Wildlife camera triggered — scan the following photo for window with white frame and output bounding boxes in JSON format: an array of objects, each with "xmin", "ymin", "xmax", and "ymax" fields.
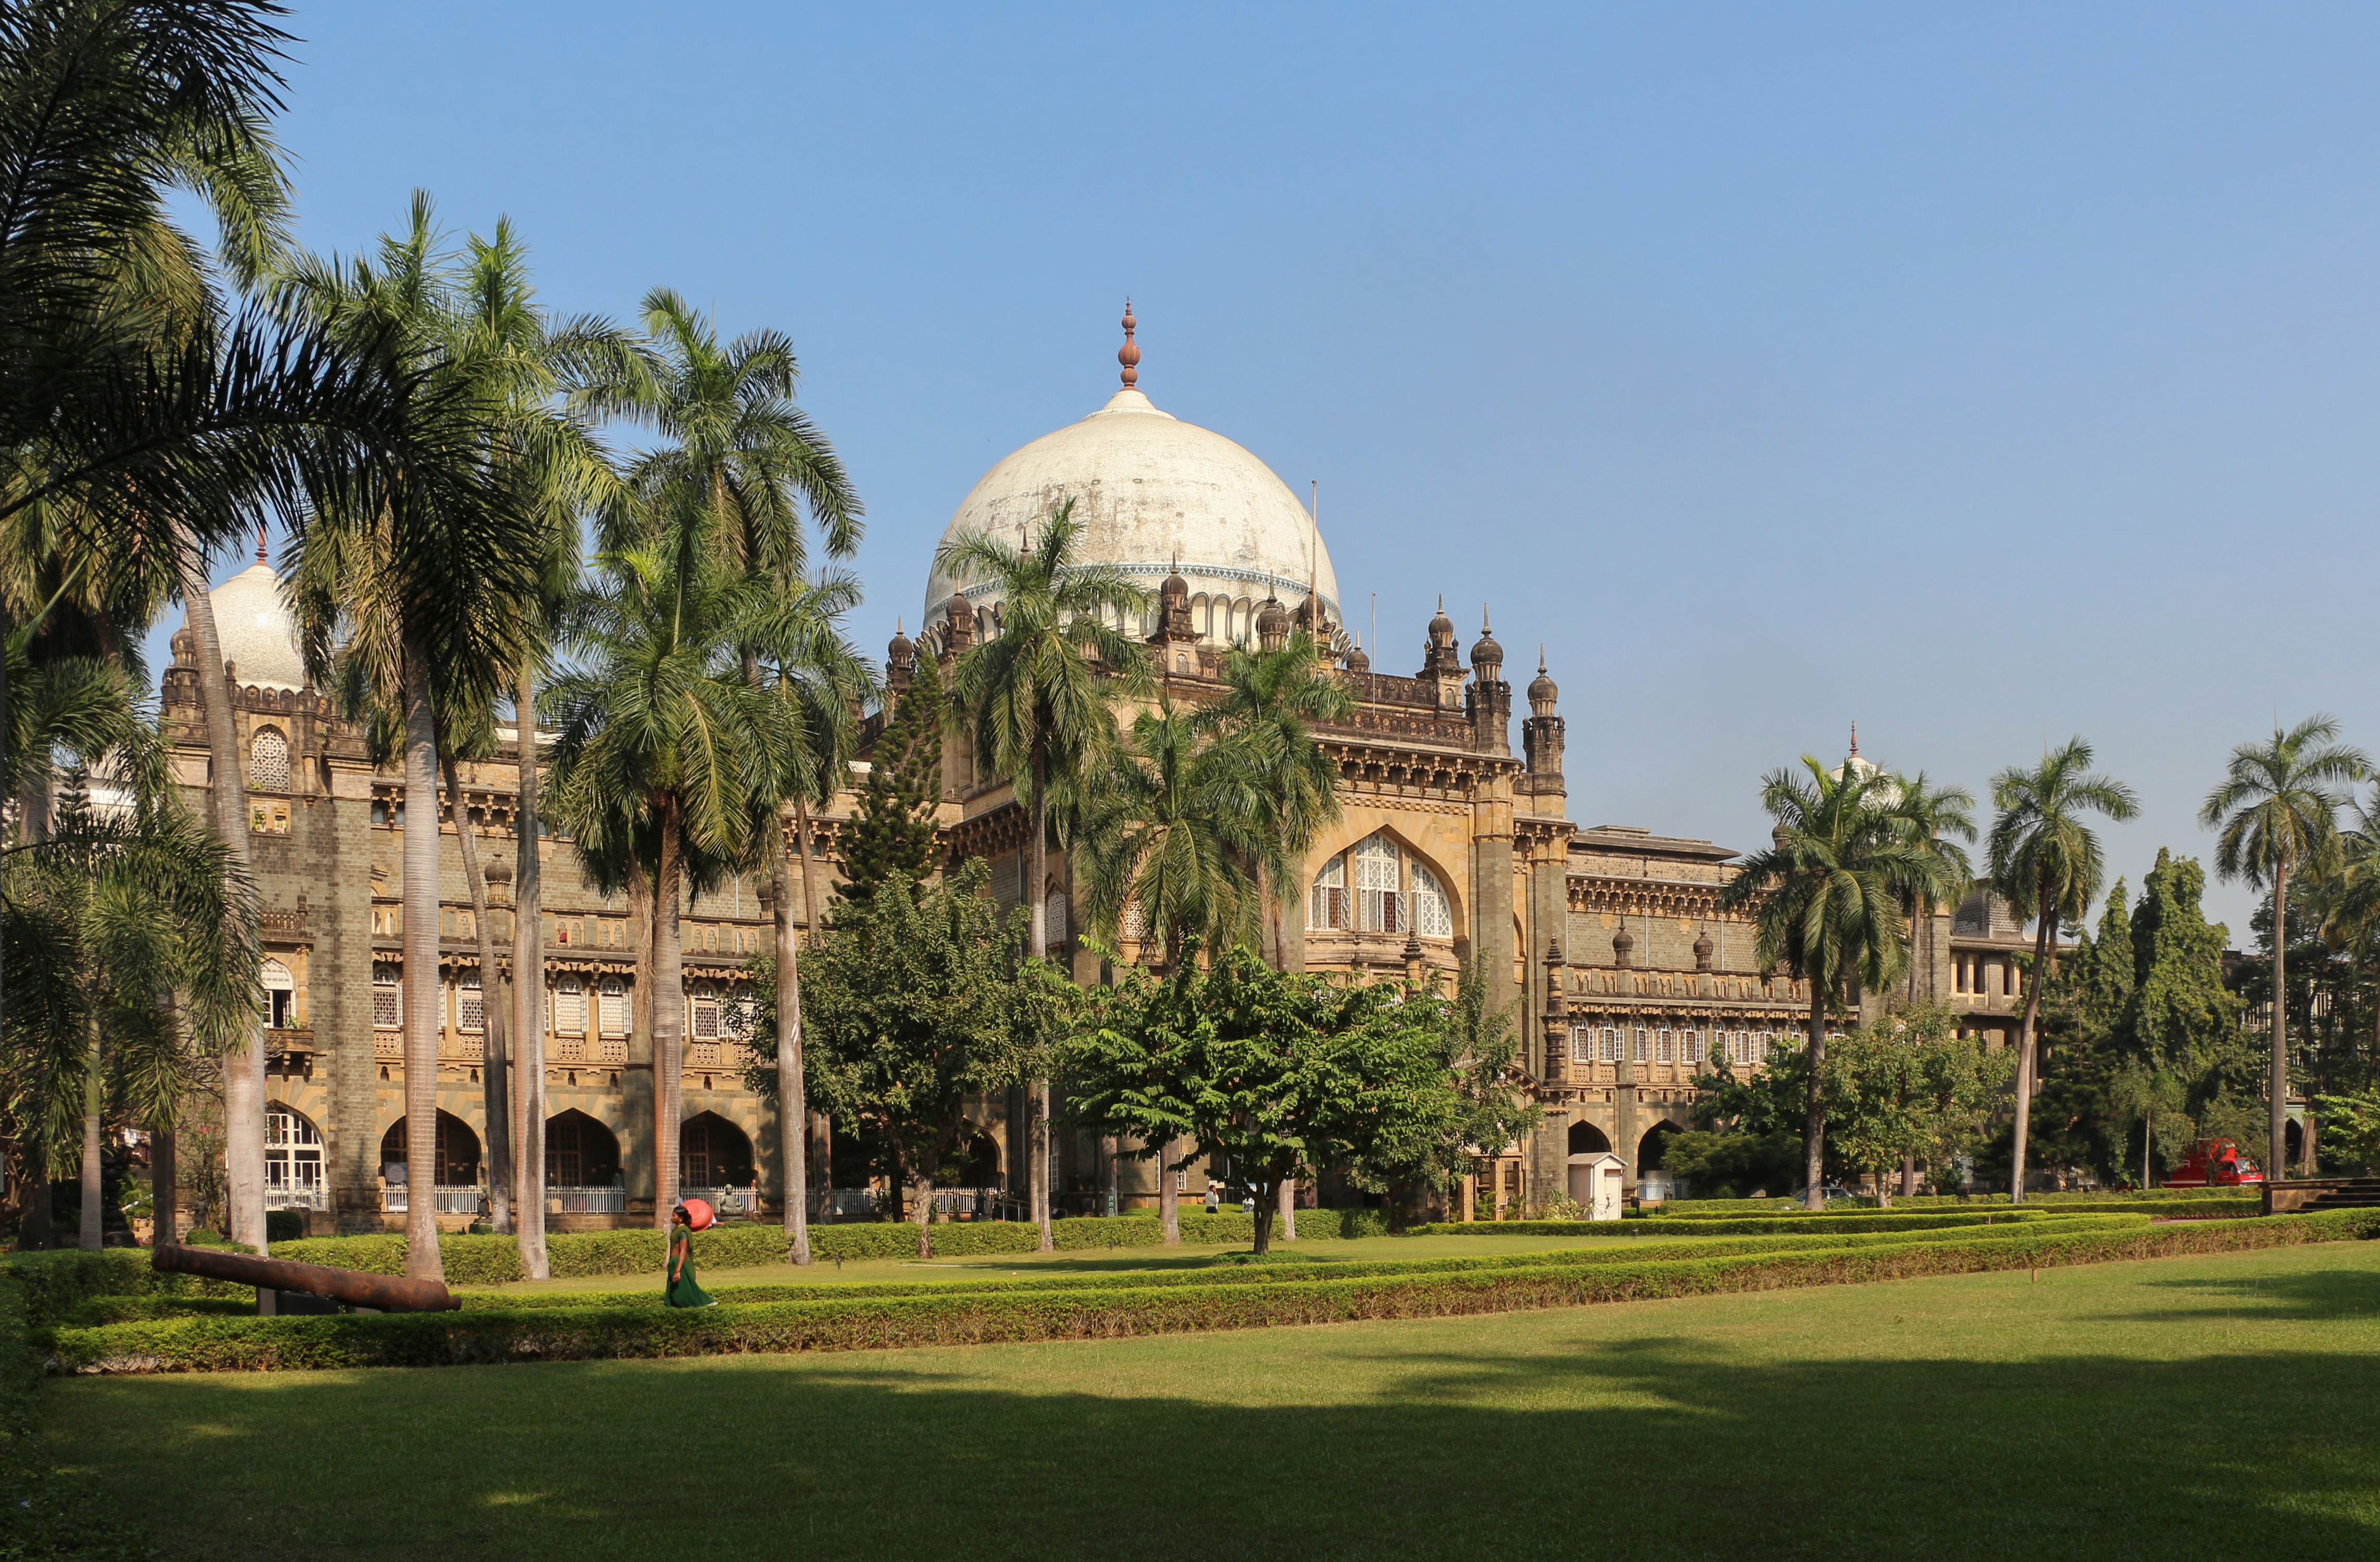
[
  {"xmin": 554, "ymin": 974, "xmax": 586, "ymax": 1036},
  {"xmin": 1601, "ymin": 1028, "xmax": 1622, "ymax": 1063},
  {"xmin": 372, "ymin": 963, "xmax": 400, "ymax": 1028},
  {"xmin": 1680, "ymin": 1029, "xmax": 1699, "ymax": 1067},
  {"xmin": 249, "ymin": 727, "xmax": 290, "ymax": 791},
  {"xmin": 690, "ymin": 981, "xmax": 721, "ymax": 1040},
  {"xmin": 1634, "ymin": 1028, "xmax": 1650, "ymax": 1064},
  {"xmin": 598, "ymin": 975, "xmax": 628, "ymax": 1036},
  {"xmin": 1656, "ymin": 1029, "xmax": 1674, "ymax": 1064},
  {"xmin": 265, "ymin": 1105, "xmax": 323, "ymax": 1204},
  {"xmin": 1355, "ymin": 834, "xmax": 1401, "ymax": 933},
  {"xmin": 260, "ymin": 957, "xmax": 295, "ymax": 1029},
  {"xmin": 1409, "ymin": 861, "xmax": 1452, "ymax": 938},
  {"xmin": 1310, "ymin": 855, "xmax": 1347, "ymax": 930},
  {"xmin": 455, "ymin": 972, "xmax": 483, "ymax": 1032},
  {"xmin": 1570, "ymin": 1025, "xmax": 1593, "ymax": 1062},
  {"xmin": 723, "ymin": 988, "xmax": 753, "ymax": 1040}
]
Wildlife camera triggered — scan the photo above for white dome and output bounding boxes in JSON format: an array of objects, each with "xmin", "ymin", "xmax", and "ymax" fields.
[
  {"xmin": 925, "ymin": 386, "xmax": 1339, "ymax": 645},
  {"xmin": 203, "ymin": 561, "xmax": 306, "ymax": 690}
]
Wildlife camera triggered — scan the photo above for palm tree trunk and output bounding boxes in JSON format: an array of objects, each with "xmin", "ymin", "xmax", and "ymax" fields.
[
  {"xmin": 398, "ymin": 635, "xmax": 446, "ymax": 1281},
  {"xmin": 1158, "ymin": 1134, "xmax": 1179, "ymax": 1245},
  {"xmin": 1277, "ymin": 1176, "xmax": 1297, "ymax": 1242},
  {"xmin": 652, "ymin": 803, "xmax": 685, "ymax": 1228},
  {"xmin": 2010, "ymin": 896, "xmax": 2057, "ymax": 1207},
  {"xmin": 793, "ymin": 793, "xmax": 828, "ymax": 1235},
  {"xmin": 2271, "ymin": 868, "xmax": 2291, "ymax": 1183},
  {"xmin": 445, "ymin": 757, "xmax": 510, "ymax": 1235},
  {"xmin": 1804, "ymin": 981, "xmax": 1828, "ymax": 1211},
  {"xmin": 772, "ymin": 808, "xmax": 811, "ymax": 1264},
  {"xmin": 174, "ymin": 536, "xmax": 268, "ymax": 1255},
  {"xmin": 1900, "ymin": 1151, "xmax": 1918, "ymax": 1200},
  {"xmin": 911, "ymin": 1150, "xmax": 934, "ymax": 1259},
  {"xmin": 151, "ymin": 1122, "xmax": 176, "ymax": 1246},
  {"xmin": 512, "ymin": 666, "xmax": 549, "ymax": 1280},
  {"xmin": 78, "ymin": 1016, "xmax": 102, "ymax": 1251},
  {"xmin": 1029, "ymin": 746, "xmax": 1055, "ymax": 1252}
]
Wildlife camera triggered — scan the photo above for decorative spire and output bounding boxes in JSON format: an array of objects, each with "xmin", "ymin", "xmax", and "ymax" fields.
[
  {"xmin": 1849, "ymin": 721, "xmax": 1859, "ymax": 758},
  {"xmin": 255, "ymin": 521, "xmax": 268, "ymax": 564},
  {"xmin": 1118, "ymin": 298, "xmax": 1139, "ymax": 389}
]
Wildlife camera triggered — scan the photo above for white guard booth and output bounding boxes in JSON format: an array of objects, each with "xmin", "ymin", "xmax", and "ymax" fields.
[{"xmin": 1566, "ymin": 1151, "xmax": 1626, "ymax": 1222}]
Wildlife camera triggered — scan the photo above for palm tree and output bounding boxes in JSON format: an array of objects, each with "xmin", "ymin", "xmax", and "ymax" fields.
[
  {"xmin": 1893, "ymin": 771, "xmax": 1976, "ymax": 1004},
  {"xmin": 2200, "ymin": 716, "xmax": 2370, "ymax": 1180},
  {"xmin": 576, "ymin": 290, "xmax": 861, "ymax": 1261},
  {"xmin": 275, "ymin": 198, "xmax": 547, "ymax": 1282},
  {"xmin": 940, "ymin": 497, "xmax": 1150, "ymax": 1248},
  {"xmin": 3, "ymin": 1, "xmax": 470, "ymax": 1255},
  {"xmin": 1198, "ymin": 634, "xmax": 1352, "ymax": 966},
  {"xmin": 1989, "ymin": 737, "xmax": 2140, "ymax": 1203},
  {"xmin": 1718, "ymin": 756, "xmax": 1956, "ymax": 1210},
  {"xmin": 2312, "ymin": 791, "xmax": 2380, "ymax": 1135},
  {"xmin": 545, "ymin": 543, "xmax": 792, "ymax": 1229}
]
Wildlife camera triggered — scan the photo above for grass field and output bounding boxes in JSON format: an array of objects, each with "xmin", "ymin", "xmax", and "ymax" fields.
[{"xmin": 46, "ymin": 1239, "xmax": 2380, "ymax": 1561}]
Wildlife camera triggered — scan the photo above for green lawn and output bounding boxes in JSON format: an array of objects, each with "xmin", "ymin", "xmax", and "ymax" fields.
[
  {"xmin": 48, "ymin": 1241, "xmax": 2380, "ymax": 1560},
  {"xmin": 468, "ymin": 1230, "xmax": 1642, "ymax": 1294}
]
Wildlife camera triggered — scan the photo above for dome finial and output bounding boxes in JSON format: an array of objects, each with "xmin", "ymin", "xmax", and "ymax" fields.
[
  {"xmin": 1118, "ymin": 298, "xmax": 1139, "ymax": 389},
  {"xmin": 255, "ymin": 520, "xmax": 268, "ymax": 565},
  {"xmin": 1849, "ymin": 721, "xmax": 1859, "ymax": 758}
]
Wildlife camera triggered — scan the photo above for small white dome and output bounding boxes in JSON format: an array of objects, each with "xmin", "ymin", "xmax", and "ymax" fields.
[
  {"xmin": 925, "ymin": 385, "xmax": 1339, "ymax": 645},
  {"xmin": 202, "ymin": 562, "xmax": 305, "ymax": 690}
]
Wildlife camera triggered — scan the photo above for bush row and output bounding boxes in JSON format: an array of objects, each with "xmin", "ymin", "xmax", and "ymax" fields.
[
  {"xmin": 450, "ymin": 1213, "xmax": 2157, "ymax": 1311},
  {"xmin": 1409, "ymin": 1208, "xmax": 2062, "ymax": 1238},
  {"xmin": 2, "ymin": 1210, "xmax": 1394, "ymax": 1317},
  {"xmin": 1647, "ymin": 1195, "xmax": 2264, "ymax": 1222},
  {"xmin": 48, "ymin": 1209, "xmax": 2377, "ymax": 1374}
]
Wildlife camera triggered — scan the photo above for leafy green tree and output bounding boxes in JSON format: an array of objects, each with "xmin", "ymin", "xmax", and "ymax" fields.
[
  {"xmin": 2200, "ymin": 715, "xmax": 2371, "ymax": 1176},
  {"xmin": 1062, "ymin": 946, "xmax": 1462, "ymax": 1253},
  {"xmin": 1344, "ymin": 959, "xmax": 1539, "ymax": 1224},
  {"xmin": 2060, "ymin": 880, "xmax": 2136, "ymax": 1049},
  {"xmin": 1073, "ymin": 704, "xmax": 1265, "ymax": 969},
  {"xmin": 1987, "ymin": 737, "xmax": 2140, "ymax": 1202},
  {"xmin": 837, "ymin": 652, "xmax": 945, "ymax": 905},
  {"xmin": 2310, "ymin": 1088, "xmax": 2380, "ymax": 1174},
  {"xmin": 940, "ymin": 497, "xmax": 1150, "ymax": 1248},
  {"xmin": 1720, "ymin": 755, "xmax": 1960, "ymax": 1209},
  {"xmin": 2122, "ymin": 849, "xmax": 2244, "ymax": 1087},
  {"xmin": 796, "ymin": 860, "xmax": 1050, "ymax": 1258}
]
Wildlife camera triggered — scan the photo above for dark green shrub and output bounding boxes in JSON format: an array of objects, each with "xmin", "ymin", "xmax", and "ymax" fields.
[
  {"xmin": 60, "ymin": 1295, "xmax": 253, "ymax": 1327},
  {"xmin": 265, "ymin": 1210, "xmax": 306, "ymax": 1244}
]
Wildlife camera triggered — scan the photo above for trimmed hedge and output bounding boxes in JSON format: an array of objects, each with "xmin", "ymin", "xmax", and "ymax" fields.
[
  {"xmin": 48, "ymin": 1209, "xmax": 2378, "ymax": 1374},
  {"xmin": 1411, "ymin": 1209, "xmax": 2064, "ymax": 1238},
  {"xmin": 1647, "ymin": 1194, "xmax": 2264, "ymax": 1222},
  {"xmin": 447, "ymin": 1213, "xmax": 2158, "ymax": 1311}
]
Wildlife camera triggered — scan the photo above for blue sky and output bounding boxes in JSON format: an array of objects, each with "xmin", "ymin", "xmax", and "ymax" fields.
[{"xmin": 201, "ymin": 2, "xmax": 2380, "ymax": 937}]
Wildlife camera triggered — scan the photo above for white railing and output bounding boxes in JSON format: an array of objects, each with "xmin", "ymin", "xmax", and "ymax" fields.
[
  {"xmin": 551, "ymin": 1185, "xmax": 626, "ymax": 1214},
  {"xmin": 265, "ymin": 1184, "xmax": 328, "ymax": 1212},
  {"xmin": 380, "ymin": 1185, "xmax": 484, "ymax": 1214},
  {"xmin": 678, "ymin": 1186, "xmax": 762, "ymax": 1219}
]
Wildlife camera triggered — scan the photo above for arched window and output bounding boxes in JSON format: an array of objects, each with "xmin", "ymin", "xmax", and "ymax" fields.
[
  {"xmin": 1409, "ymin": 861, "xmax": 1452, "ymax": 939},
  {"xmin": 249, "ymin": 727, "xmax": 289, "ymax": 791},
  {"xmin": 1679, "ymin": 1029, "xmax": 1700, "ymax": 1067},
  {"xmin": 260, "ymin": 957, "xmax": 295, "ymax": 1029},
  {"xmin": 1656, "ymin": 1029, "xmax": 1674, "ymax": 1065},
  {"xmin": 1120, "ymin": 899, "xmax": 1145, "ymax": 941},
  {"xmin": 723, "ymin": 987, "xmax": 754, "ymax": 1041},
  {"xmin": 1310, "ymin": 855, "xmax": 1347, "ymax": 930},
  {"xmin": 1569, "ymin": 1025, "xmax": 1593, "ymax": 1062},
  {"xmin": 1046, "ymin": 889, "xmax": 1069, "ymax": 947},
  {"xmin": 554, "ymin": 974, "xmax": 586, "ymax": 1036},
  {"xmin": 265, "ymin": 1104, "xmax": 324, "ymax": 1209},
  {"xmin": 1601, "ymin": 1028, "xmax": 1623, "ymax": 1063},
  {"xmin": 1633, "ymin": 1028, "xmax": 1650, "ymax": 1065},
  {"xmin": 455, "ymin": 971, "xmax": 483, "ymax": 1033},
  {"xmin": 690, "ymin": 980, "xmax": 721, "ymax": 1040},
  {"xmin": 598, "ymin": 975, "xmax": 628, "ymax": 1036},
  {"xmin": 372, "ymin": 962, "xmax": 400, "ymax": 1028},
  {"xmin": 1354, "ymin": 833, "xmax": 1401, "ymax": 933}
]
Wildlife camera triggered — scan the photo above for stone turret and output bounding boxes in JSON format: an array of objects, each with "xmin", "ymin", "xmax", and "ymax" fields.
[
  {"xmin": 1420, "ymin": 597, "xmax": 1463, "ymax": 708},
  {"xmin": 1520, "ymin": 648, "xmax": 1566, "ymax": 813},
  {"xmin": 887, "ymin": 621, "xmax": 916, "ymax": 696},
  {"xmin": 1256, "ymin": 595, "xmax": 1289, "ymax": 652},
  {"xmin": 940, "ymin": 588, "xmax": 975, "ymax": 666},
  {"xmin": 1542, "ymin": 938, "xmax": 1568, "ymax": 1084},
  {"xmin": 1465, "ymin": 609, "xmax": 1511, "ymax": 757},
  {"xmin": 1151, "ymin": 564, "xmax": 1199, "ymax": 675}
]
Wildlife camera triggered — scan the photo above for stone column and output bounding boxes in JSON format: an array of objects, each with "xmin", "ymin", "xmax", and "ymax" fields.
[
  {"xmin": 1617, "ymin": 1029, "xmax": 1639, "ymax": 1200},
  {"xmin": 1471, "ymin": 770, "xmax": 1518, "ymax": 1022}
]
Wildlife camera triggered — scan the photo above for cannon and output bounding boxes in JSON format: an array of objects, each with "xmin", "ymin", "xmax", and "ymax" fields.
[{"xmin": 152, "ymin": 1242, "xmax": 461, "ymax": 1315}]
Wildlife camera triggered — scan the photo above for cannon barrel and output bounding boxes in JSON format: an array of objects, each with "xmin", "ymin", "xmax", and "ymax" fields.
[{"xmin": 151, "ymin": 1243, "xmax": 460, "ymax": 1312}]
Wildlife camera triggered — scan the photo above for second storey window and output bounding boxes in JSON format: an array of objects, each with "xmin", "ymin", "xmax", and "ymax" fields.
[
  {"xmin": 249, "ymin": 727, "xmax": 289, "ymax": 791},
  {"xmin": 372, "ymin": 963, "xmax": 400, "ymax": 1028},
  {"xmin": 554, "ymin": 974, "xmax": 586, "ymax": 1036},
  {"xmin": 455, "ymin": 972, "xmax": 483, "ymax": 1033},
  {"xmin": 598, "ymin": 975, "xmax": 628, "ymax": 1038},
  {"xmin": 1310, "ymin": 855, "xmax": 1346, "ymax": 930},
  {"xmin": 1354, "ymin": 834, "xmax": 1400, "ymax": 933}
]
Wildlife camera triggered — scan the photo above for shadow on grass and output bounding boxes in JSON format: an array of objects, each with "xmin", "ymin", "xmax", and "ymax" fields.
[
  {"xmin": 2112, "ymin": 1266, "xmax": 2380, "ymax": 1322},
  {"xmin": 48, "ymin": 1311, "xmax": 2380, "ymax": 1562}
]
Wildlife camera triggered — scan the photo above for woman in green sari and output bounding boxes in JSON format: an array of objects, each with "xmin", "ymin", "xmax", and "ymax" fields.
[{"xmin": 664, "ymin": 1205, "xmax": 715, "ymax": 1308}]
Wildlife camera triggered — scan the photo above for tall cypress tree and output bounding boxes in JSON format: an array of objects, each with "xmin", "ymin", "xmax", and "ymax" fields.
[
  {"xmin": 838, "ymin": 653, "xmax": 946, "ymax": 905},
  {"xmin": 2124, "ymin": 849, "xmax": 2245, "ymax": 1088},
  {"xmin": 2065, "ymin": 880, "xmax": 2136, "ymax": 1050}
]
